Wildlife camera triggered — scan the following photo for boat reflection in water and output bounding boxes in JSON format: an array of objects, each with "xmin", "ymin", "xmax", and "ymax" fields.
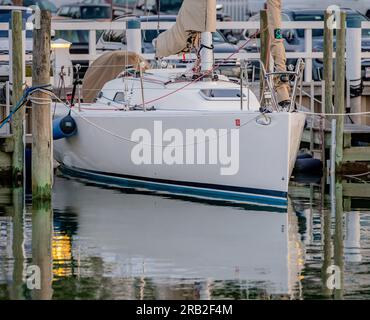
[{"xmin": 51, "ymin": 176, "xmax": 305, "ymax": 299}]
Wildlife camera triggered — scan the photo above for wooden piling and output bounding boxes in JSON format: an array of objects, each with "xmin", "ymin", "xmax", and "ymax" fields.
[
  {"xmin": 260, "ymin": 10, "xmax": 269, "ymax": 104},
  {"xmin": 323, "ymin": 11, "xmax": 334, "ymax": 116},
  {"xmin": 11, "ymin": 11, "xmax": 25, "ymax": 186},
  {"xmin": 334, "ymin": 12, "xmax": 346, "ymax": 169},
  {"xmin": 31, "ymin": 10, "xmax": 52, "ymax": 201}
]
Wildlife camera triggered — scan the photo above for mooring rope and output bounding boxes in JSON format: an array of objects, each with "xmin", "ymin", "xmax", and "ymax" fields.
[
  {"xmin": 0, "ymin": 84, "xmax": 52, "ymax": 129},
  {"xmin": 298, "ymin": 110, "xmax": 370, "ymax": 117}
]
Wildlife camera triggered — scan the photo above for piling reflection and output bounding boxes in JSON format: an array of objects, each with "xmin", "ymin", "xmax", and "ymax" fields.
[
  {"xmin": 9, "ymin": 188, "xmax": 25, "ymax": 300},
  {"xmin": 333, "ymin": 182, "xmax": 344, "ymax": 299},
  {"xmin": 321, "ymin": 206, "xmax": 333, "ymax": 298},
  {"xmin": 344, "ymin": 211, "xmax": 362, "ymax": 263},
  {"xmin": 31, "ymin": 200, "xmax": 53, "ymax": 300}
]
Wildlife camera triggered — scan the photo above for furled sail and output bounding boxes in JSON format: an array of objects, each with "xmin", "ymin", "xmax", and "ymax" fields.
[{"xmin": 155, "ymin": 0, "xmax": 216, "ymax": 58}]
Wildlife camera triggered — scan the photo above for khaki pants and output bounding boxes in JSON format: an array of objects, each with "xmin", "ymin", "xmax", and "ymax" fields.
[{"xmin": 266, "ymin": 0, "xmax": 290, "ymax": 102}]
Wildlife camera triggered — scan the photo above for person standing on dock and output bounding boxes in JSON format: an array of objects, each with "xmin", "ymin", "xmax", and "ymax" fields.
[{"xmin": 266, "ymin": 0, "xmax": 291, "ymax": 109}]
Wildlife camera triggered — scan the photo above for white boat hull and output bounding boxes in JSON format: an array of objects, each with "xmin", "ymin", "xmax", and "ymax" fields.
[{"xmin": 54, "ymin": 110, "xmax": 305, "ymax": 207}]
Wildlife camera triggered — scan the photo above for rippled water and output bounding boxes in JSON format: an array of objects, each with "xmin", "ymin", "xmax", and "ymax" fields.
[{"xmin": 0, "ymin": 175, "xmax": 369, "ymax": 300}]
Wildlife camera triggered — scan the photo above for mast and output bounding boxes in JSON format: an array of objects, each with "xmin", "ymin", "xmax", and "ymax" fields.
[
  {"xmin": 200, "ymin": 32, "xmax": 213, "ymax": 72},
  {"xmin": 126, "ymin": 19, "xmax": 142, "ymax": 55},
  {"xmin": 154, "ymin": 0, "xmax": 216, "ymax": 65}
]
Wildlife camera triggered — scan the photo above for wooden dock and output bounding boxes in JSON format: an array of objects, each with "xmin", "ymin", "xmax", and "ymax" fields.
[{"xmin": 301, "ymin": 120, "xmax": 370, "ymax": 174}]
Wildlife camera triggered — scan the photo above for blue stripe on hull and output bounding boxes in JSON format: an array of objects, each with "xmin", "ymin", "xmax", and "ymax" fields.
[{"xmin": 59, "ymin": 165, "xmax": 288, "ymax": 208}]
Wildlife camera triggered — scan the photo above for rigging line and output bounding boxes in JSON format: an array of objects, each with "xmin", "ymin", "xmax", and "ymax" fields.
[
  {"xmin": 156, "ymin": 0, "xmax": 160, "ymax": 37},
  {"xmin": 344, "ymin": 171, "xmax": 370, "ymax": 178},
  {"xmin": 298, "ymin": 110, "xmax": 370, "ymax": 117},
  {"xmin": 342, "ymin": 175, "xmax": 368, "ymax": 184},
  {"xmin": 296, "ymin": 87, "xmax": 323, "ymax": 105},
  {"xmin": 131, "ymin": 28, "xmax": 266, "ymax": 108}
]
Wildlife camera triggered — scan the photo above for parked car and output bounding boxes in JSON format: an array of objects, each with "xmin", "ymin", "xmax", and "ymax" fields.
[
  {"xmin": 240, "ymin": 8, "xmax": 370, "ymax": 81},
  {"xmin": 53, "ymin": 21, "xmax": 91, "ymax": 80},
  {"xmin": 96, "ymin": 15, "xmax": 245, "ymax": 77},
  {"xmin": 0, "ymin": 6, "xmax": 33, "ymax": 81},
  {"xmin": 56, "ymin": 3, "xmax": 113, "ymax": 20},
  {"xmin": 140, "ymin": 0, "xmax": 231, "ymax": 19},
  {"xmin": 282, "ymin": 0, "xmax": 370, "ymax": 19},
  {"xmin": 0, "ymin": 0, "xmax": 13, "ymax": 5},
  {"xmin": 137, "ymin": 0, "xmax": 182, "ymax": 14},
  {"xmin": 22, "ymin": 0, "xmax": 58, "ymax": 14},
  {"xmin": 243, "ymin": 0, "xmax": 370, "ymax": 21},
  {"xmin": 81, "ymin": 0, "xmax": 139, "ymax": 17}
]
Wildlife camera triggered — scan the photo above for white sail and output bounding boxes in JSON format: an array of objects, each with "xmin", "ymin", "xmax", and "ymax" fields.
[{"xmin": 155, "ymin": 0, "xmax": 216, "ymax": 58}]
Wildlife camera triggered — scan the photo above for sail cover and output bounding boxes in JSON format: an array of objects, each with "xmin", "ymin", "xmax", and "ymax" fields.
[
  {"xmin": 155, "ymin": 0, "xmax": 216, "ymax": 58},
  {"xmin": 82, "ymin": 51, "xmax": 148, "ymax": 103}
]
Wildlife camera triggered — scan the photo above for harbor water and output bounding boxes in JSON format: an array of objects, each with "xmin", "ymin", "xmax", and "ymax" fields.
[{"xmin": 0, "ymin": 174, "xmax": 369, "ymax": 300}]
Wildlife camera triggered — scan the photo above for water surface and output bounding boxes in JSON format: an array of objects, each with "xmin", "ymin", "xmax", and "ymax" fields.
[{"xmin": 0, "ymin": 175, "xmax": 369, "ymax": 300}]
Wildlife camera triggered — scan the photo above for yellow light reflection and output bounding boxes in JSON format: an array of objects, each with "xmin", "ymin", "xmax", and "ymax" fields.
[{"xmin": 52, "ymin": 233, "xmax": 73, "ymax": 278}]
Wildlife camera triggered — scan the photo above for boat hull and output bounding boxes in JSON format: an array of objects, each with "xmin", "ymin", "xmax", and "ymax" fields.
[{"xmin": 54, "ymin": 110, "xmax": 306, "ymax": 207}]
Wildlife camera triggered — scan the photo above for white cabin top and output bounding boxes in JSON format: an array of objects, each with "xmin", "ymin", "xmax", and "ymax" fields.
[{"xmin": 93, "ymin": 68, "xmax": 261, "ymax": 112}]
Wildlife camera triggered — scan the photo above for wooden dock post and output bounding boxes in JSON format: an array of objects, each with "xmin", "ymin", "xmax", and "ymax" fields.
[
  {"xmin": 11, "ymin": 11, "xmax": 25, "ymax": 186},
  {"xmin": 334, "ymin": 12, "xmax": 346, "ymax": 170},
  {"xmin": 31, "ymin": 10, "xmax": 52, "ymax": 201},
  {"xmin": 260, "ymin": 10, "xmax": 269, "ymax": 104},
  {"xmin": 323, "ymin": 11, "xmax": 334, "ymax": 116}
]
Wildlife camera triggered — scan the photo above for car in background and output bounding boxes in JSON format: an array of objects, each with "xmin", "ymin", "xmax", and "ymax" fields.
[
  {"xmin": 244, "ymin": 0, "xmax": 370, "ymax": 19},
  {"xmin": 53, "ymin": 23, "xmax": 92, "ymax": 80},
  {"xmin": 56, "ymin": 3, "xmax": 113, "ymax": 20},
  {"xmin": 81, "ymin": 0, "xmax": 139, "ymax": 17},
  {"xmin": 240, "ymin": 8, "xmax": 370, "ymax": 81},
  {"xmin": 139, "ymin": 0, "xmax": 182, "ymax": 14},
  {"xmin": 282, "ymin": 0, "xmax": 370, "ymax": 19},
  {"xmin": 22, "ymin": 0, "xmax": 58, "ymax": 14},
  {"xmin": 0, "ymin": 6, "xmax": 33, "ymax": 81},
  {"xmin": 0, "ymin": 0, "xmax": 57, "ymax": 13},
  {"xmin": 96, "ymin": 15, "xmax": 244, "ymax": 77},
  {"xmin": 140, "ymin": 0, "xmax": 231, "ymax": 20}
]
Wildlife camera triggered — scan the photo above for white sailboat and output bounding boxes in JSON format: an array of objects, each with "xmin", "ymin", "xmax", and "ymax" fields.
[{"xmin": 53, "ymin": 0, "xmax": 306, "ymax": 208}]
